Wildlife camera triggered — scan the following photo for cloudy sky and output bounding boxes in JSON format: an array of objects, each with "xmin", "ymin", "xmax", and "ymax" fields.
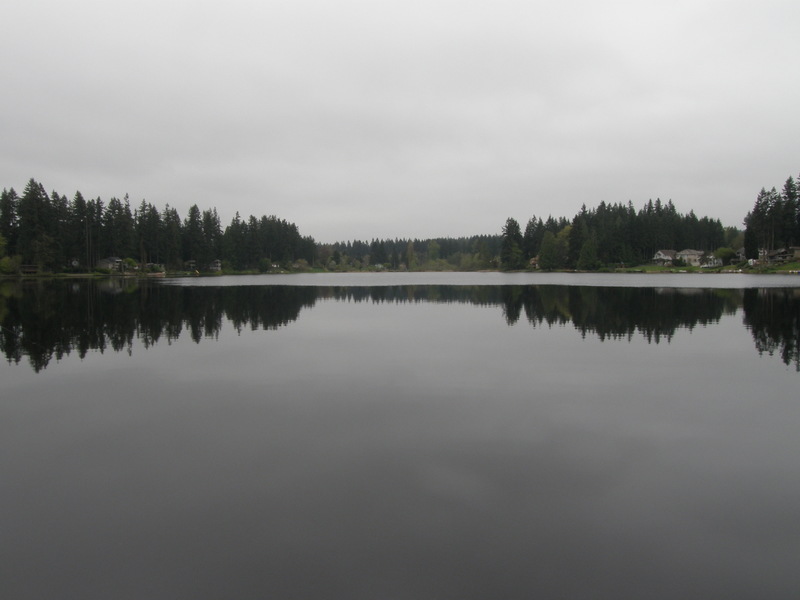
[{"xmin": 2, "ymin": 1, "xmax": 798, "ymax": 242}]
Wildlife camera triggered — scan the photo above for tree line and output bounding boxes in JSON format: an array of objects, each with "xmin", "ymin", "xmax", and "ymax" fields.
[
  {"xmin": 318, "ymin": 235, "xmax": 503, "ymax": 271},
  {"xmin": 0, "ymin": 178, "xmax": 315, "ymax": 273},
  {"xmin": 500, "ymin": 199, "xmax": 731, "ymax": 270},
  {"xmin": 743, "ymin": 173, "xmax": 800, "ymax": 258},
  {"xmin": 8, "ymin": 174, "xmax": 798, "ymax": 275}
]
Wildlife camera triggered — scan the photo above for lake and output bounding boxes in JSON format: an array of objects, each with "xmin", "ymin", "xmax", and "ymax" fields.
[{"xmin": 1, "ymin": 273, "xmax": 799, "ymax": 599}]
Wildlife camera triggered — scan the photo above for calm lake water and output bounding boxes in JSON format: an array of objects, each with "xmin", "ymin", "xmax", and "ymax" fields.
[{"xmin": 2, "ymin": 273, "xmax": 799, "ymax": 599}]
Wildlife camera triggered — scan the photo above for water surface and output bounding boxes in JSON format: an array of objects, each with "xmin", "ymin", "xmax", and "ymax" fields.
[{"xmin": 1, "ymin": 275, "xmax": 798, "ymax": 599}]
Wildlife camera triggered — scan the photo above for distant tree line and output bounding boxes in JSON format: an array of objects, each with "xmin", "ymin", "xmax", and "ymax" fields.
[
  {"xmin": 8, "ymin": 176, "xmax": 787, "ymax": 275},
  {"xmin": 0, "ymin": 178, "xmax": 315, "ymax": 273},
  {"xmin": 500, "ymin": 199, "xmax": 729, "ymax": 270},
  {"xmin": 743, "ymin": 173, "xmax": 800, "ymax": 258},
  {"xmin": 318, "ymin": 235, "xmax": 503, "ymax": 271}
]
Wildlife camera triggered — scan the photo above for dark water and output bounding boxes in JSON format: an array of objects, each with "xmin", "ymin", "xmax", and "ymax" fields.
[{"xmin": 2, "ymin": 275, "xmax": 799, "ymax": 599}]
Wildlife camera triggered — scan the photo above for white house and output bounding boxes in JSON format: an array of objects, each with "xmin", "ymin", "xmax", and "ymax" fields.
[
  {"xmin": 676, "ymin": 249, "xmax": 704, "ymax": 266},
  {"xmin": 652, "ymin": 249, "xmax": 676, "ymax": 265}
]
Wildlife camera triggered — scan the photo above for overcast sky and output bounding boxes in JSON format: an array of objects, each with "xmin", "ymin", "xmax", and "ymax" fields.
[{"xmin": 2, "ymin": 1, "xmax": 799, "ymax": 242}]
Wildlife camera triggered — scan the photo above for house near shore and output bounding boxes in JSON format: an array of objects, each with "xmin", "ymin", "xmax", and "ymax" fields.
[
  {"xmin": 209, "ymin": 259, "xmax": 222, "ymax": 272},
  {"xmin": 97, "ymin": 257, "xmax": 122, "ymax": 271},
  {"xmin": 767, "ymin": 247, "xmax": 800, "ymax": 263},
  {"xmin": 653, "ymin": 248, "xmax": 722, "ymax": 268},
  {"xmin": 676, "ymin": 249, "xmax": 704, "ymax": 267},
  {"xmin": 652, "ymin": 250, "xmax": 676, "ymax": 265}
]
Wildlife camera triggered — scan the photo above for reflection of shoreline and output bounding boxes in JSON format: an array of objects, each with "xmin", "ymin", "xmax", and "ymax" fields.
[
  {"xmin": 743, "ymin": 288, "xmax": 800, "ymax": 371},
  {"xmin": 1, "ymin": 281, "xmax": 797, "ymax": 372},
  {"xmin": 159, "ymin": 271, "xmax": 800, "ymax": 289}
]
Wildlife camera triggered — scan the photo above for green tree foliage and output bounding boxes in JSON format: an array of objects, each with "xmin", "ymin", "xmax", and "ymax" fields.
[
  {"xmin": 713, "ymin": 247, "xmax": 737, "ymax": 265},
  {"xmin": 723, "ymin": 226, "xmax": 743, "ymax": 250},
  {"xmin": 577, "ymin": 234, "xmax": 600, "ymax": 270},
  {"xmin": 17, "ymin": 179, "xmax": 60, "ymax": 269},
  {"xmin": 0, "ymin": 188, "xmax": 19, "ymax": 256},
  {"xmin": 201, "ymin": 209, "xmax": 222, "ymax": 266},
  {"xmin": 161, "ymin": 205, "xmax": 183, "ymax": 268},
  {"xmin": 405, "ymin": 241, "xmax": 417, "ymax": 270},
  {"xmin": 3, "ymin": 176, "xmax": 747, "ymax": 275},
  {"xmin": 135, "ymin": 200, "xmax": 163, "ymax": 265},
  {"xmin": 0, "ymin": 178, "xmax": 313, "ymax": 273},
  {"xmin": 222, "ymin": 212, "xmax": 246, "ymax": 269},
  {"xmin": 782, "ymin": 176, "xmax": 799, "ymax": 245},
  {"xmin": 743, "ymin": 226, "xmax": 758, "ymax": 261},
  {"xmin": 67, "ymin": 192, "xmax": 89, "ymax": 268},
  {"xmin": 744, "ymin": 175, "xmax": 799, "ymax": 257},
  {"xmin": 510, "ymin": 199, "xmax": 725, "ymax": 269},
  {"xmin": 568, "ymin": 214, "xmax": 588, "ymax": 268},
  {"xmin": 0, "ymin": 254, "xmax": 20, "ymax": 275},
  {"xmin": 522, "ymin": 216, "xmax": 543, "ymax": 259},
  {"xmin": 183, "ymin": 204, "xmax": 204, "ymax": 265},
  {"xmin": 500, "ymin": 217, "xmax": 524, "ymax": 270},
  {"xmin": 328, "ymin": 235, "xmax": 500, "ymax": 271},
  {"xmin": 371, "ymin": 239, "xmax": 389, "ymax": 265},
  {"xmin": 221, "ymin": 212, "xmax": 311, "ymax": 271},
  {"xmin": 426, "ymin": 240, "xmax": 440, "ymax": 262},
  {"xmin": 102, "ymin": 196, "xmax": 135, "ymax": 259},
  {"xmin": 538, "ymin": 231, "xmax": 560, "ymax": 270}
]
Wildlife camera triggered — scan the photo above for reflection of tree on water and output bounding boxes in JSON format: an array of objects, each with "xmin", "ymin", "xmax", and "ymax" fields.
[
  {"xmin": 1, "ymin": 280, "xmax": 796, "ymax": 372},
  {"xmin": 320, "ymin": 286, "xmax": 742, "ymax": 342},
  {"xmin": 743, "ymin": 288, "xmax": 800, "ymax": 371},
  {"xmin": 321, "ymin": 285, "xmax": 501, "ymax": 307},
  {"xmin": 0, "ymin": 280, "xmax": 317, "ymax": 372},
  {"xmin": 500, "ymin": 286, "xmax": 742, "ymax": 343}
]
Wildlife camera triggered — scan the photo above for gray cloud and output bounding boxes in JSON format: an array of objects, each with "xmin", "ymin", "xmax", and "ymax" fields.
[{"xmin": 2, "ymin": 0, "xmax": 799, "ymax": 241}]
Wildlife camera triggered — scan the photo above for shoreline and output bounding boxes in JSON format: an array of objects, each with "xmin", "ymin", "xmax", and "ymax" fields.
[{"xmin": 2, "ymin": 265, "xmax": 800, "ymax": 280}]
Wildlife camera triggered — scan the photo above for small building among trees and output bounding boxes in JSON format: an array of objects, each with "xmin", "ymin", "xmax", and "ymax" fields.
[
  {"xmin": 767, "ymin": 247, "xmax": 800, "ymax": 263},
  {"xmin": 677, "ymin": 249, "xmax": 704, "ymax": 266},
  {"xmin": 652, "ymin": 249, "xmax": 676, "ymax": 265},
  {"xmin": 97, "ymin": 257, "xmax": 122, "ymax": 271}
]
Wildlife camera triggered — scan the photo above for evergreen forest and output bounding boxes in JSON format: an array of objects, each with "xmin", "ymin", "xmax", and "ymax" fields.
[
  {"xmin": 498, "ymin": 200, "xmax": 730, "ymax": 270},
  {"xmin": 0, "ymin": 178, "xmax": 315, "ymax": 274},
  {"xmin": 1, "ymin": 172, "xmax": 799, "ymax": 274},
  {"xmin": 743, "ymin": 175, "xmax": 800, "ymax": 258}
]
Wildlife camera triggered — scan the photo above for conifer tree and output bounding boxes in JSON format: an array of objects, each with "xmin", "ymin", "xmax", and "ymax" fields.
[
  {"xmin": 500, "ymin": 217, "xmax": 524, "ymax": 270},
  {"xmin": 0, "ymin": 188, "xmax": 19, "ymax": 256}
]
